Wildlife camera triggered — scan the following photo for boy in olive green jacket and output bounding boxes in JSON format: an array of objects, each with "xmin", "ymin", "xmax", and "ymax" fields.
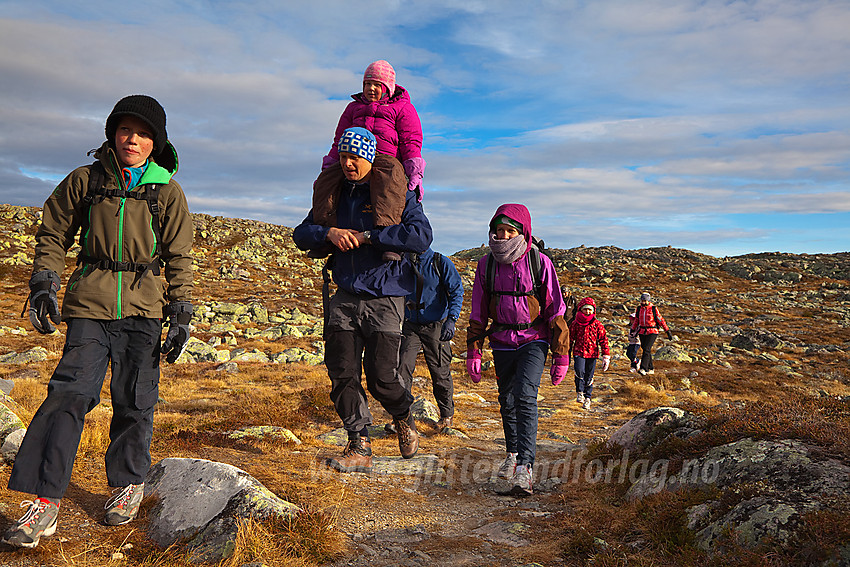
[{"xmin": 3, "ymin": 95, "xmax": 194, "ymax": 549}]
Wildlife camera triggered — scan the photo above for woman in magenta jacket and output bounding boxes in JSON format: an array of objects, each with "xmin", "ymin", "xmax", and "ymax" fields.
[
  {"xmin": 322, "ymin": 60, "xmax": 426, "ymax": 200},
  {"xmin": 466, "ymin": 203, "xmax": 569, "ymax": 496}
]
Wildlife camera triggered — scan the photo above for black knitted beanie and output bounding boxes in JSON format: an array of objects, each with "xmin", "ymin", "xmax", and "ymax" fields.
[{"xmin": 105, "ymin": 95, "xmax": 167, "ymax": 156}]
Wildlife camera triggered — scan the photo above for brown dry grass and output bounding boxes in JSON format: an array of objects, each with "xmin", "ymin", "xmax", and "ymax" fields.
[{"xmin": 1, "ymin": 206, "xmax": 849, "ymax": 565}]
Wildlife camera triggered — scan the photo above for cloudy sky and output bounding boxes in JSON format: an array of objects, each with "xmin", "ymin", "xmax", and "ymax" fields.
[{"xmin": 2, "ymin": 1, "xmax": 848, "ymax": 257}]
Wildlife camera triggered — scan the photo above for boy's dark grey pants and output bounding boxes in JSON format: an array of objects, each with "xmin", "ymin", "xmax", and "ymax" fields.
[
  {"xmin": 9, "ymin": 317, "xmax": 161, "ymax": 499},
  {"xmin": 398, "ymin": 319, "xmax": 454, "ymax": 419},
  {"xmin": 324, "ymin": 290, "xmax": 413, "ymax": 433}
]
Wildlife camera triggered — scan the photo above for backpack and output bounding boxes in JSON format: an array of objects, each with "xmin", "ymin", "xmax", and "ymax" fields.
[
  {"xmin": 77, "ymin": 161, "xmax": 164, "ymax": 287},
  {"xmin": 634, "ymin": 304, "xmax": 662, "ymax": 331},
  {"xmin": 407, "ymin": 251, "xmax": 446, "ymax": 312}
]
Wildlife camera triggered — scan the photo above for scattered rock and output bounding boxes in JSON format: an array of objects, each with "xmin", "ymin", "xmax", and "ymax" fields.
[{"xmin": 145, "ymin": 457, "xmax": 301, "ymax": 562}]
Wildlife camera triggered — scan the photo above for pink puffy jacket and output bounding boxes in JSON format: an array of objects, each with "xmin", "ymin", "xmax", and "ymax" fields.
[{"xmin": 322, "ymin": 86, "xmax": 426, "ymax": 199}]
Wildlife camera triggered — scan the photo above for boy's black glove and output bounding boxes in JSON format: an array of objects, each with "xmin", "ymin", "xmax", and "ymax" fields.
[
  {"xmin": 27, "ymin": 270, "xmax": 61, "ymax": 334},
  {"xmin": 666, "ymin": 330, "xmax": 673, "ymax": 340},
  {"xmin": 162, "ymin": 301, "xmax": 193, "ymax": 363}
]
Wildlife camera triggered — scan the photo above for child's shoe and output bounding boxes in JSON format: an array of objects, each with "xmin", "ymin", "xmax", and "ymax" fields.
[
  {"xmin": 497, "ymin": 452, "xmax": 518, "ymax": 479},
  {"xmin": 576, "ymin": 392, "xmax": 585, "ymax": 404},
  {"xmin": 510, "ymin": 463, "xmax": 534, "ymax": 496},
  {"xmin": 2, "ymin": 498, "xmax": 59, "ymax": 548},
  {"xmin": 583, "ymin": 398, "xmax": 592, "ymax": 410}
]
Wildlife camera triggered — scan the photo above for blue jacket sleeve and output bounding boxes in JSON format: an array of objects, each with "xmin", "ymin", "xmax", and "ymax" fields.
[
  {"xmin": 292, "ymin": 209, "xmax": 330, "ymax": 251},
  {"xmin": 370, "ymin": 191, "xmax": 432, "ymax": 253},
  {"xmin": 442, "ymin": 256, "xmax": 464, "ymax": 321}
]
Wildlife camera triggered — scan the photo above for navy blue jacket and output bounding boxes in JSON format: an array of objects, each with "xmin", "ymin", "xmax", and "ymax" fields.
[
  {"xmin": 293, "ymin": 180, "xmax": 432, "ymax": 298},
  {"xmin": 405, "ymin": 247, "xmax": 464, "ymax": 324}
]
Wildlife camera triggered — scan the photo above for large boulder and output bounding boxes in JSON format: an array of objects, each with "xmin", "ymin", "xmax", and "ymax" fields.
[
  {"xmin": 145, "ymin": 458, "xmax": 300, "ymax": 563},
  {"xmin": 626, "ymin": 438, "xmax": 850, "ymax": 550}
]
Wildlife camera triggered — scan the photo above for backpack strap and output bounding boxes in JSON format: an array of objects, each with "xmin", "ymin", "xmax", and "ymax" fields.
[
  {"xmin": 320, "ymin": 254, "xmax": 335, "ymax": 337},
  {"xmin": 470, "ymin": 250, "xmax": 545, "ymax": 344},
  {"xmin": 77, "ymin": 161, "xmax": 164, "ymax": 288}
]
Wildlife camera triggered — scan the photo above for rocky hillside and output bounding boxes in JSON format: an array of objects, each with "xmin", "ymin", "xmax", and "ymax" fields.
[{"xmin": 0, "ymin": 203, "xmax": 849, "ymax": 566}]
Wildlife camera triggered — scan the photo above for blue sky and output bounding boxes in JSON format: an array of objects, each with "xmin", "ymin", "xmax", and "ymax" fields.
[{"xmin": 1, "ymin": 1, "xmax": 848, "ymax": 256}]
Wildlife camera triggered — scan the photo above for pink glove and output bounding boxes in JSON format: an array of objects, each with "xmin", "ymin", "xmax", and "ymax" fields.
[
  {"xmin": 602, "ymin": 355, "xmax": 610, "ymax": 372},
  {"xmin": 466, "ymin": 350, "xmax": 482, "ymax": 383},
  {"xmin": 403, "ymin": 157, "xmax": 426, "ymax": 202},
  {"xmin": 550, "ymin": 355, "xmax": 570, "ymax": 386}
]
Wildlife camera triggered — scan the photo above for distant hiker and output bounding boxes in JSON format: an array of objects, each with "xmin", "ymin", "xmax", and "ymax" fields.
[
  {"xmin": 561, "ymin": 285, "xmax": 579, "ymax": 326},
  {"xmin": 397, "ymin": 247, "xmax": 464, "ymax": 432},
  {"xmin": 568, "ymin": 297, "xmax": 610, "ymax": 410},
  {"xmin": 630, "ymin": 292, "xmax": 673, "ymax": 375},
  {"xmin": 294, "ymin": 127, "xmax": 432, "ymax": 474},
  {"xmin": 3, "ymin": 95, "xmax": 194, "ymax": 549},
  {"xmin": 322, "ymin": 60, "xmax": 426, "ymax": 201},
  {"xmin": 466, "ymin": 204, "xmax": 569, "ymax": 496},
  {"xmin": 626, "ymin": 311, "xmax": 641, "ymax": 373}
]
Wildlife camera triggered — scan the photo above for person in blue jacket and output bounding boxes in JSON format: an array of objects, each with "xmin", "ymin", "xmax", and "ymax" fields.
[
  {"xmin": 293, "ymin": 127, "xmax": 432, "ymax": 474},
  {"xmin": 397, "ymin": 247, "xmax": 464, "ymax": 432}
]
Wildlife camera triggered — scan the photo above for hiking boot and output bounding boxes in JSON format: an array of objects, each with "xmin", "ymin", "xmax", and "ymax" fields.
[
  {"xmin": 436, "ymin": 416, "xmax": 453, "ymax": 432},
  {"xmin": 326, "ymin": 437, "xmax": 373, "ymax": 473},
  {"xmin": 382, "ymin": 251, "xmax": 402, "ymax": 262},
  {"xmin": 576, "ymin": 392, "xmax": 585, "ymax": 404},
  {"xmin": 2, "ymin": 498, "xmax": 59, "ymax": 548},
  {"xmin": 384, "ymin": 422, "xmax": 396, "ymax": 434},
  {"xmin": 104, "ymin": 483, "xmax": 144, "ymax": 526},
  {"xmin": 497, "ymin": 452, "xmax": 518, "ymax": 479},
  {"xmin": 394, "ymin": 417, "xmax": 419, "ymax": 459},
  {"xmin": 583, "ymin": 398, "xmax": 592, "ymax": 411},
  {"xmin": 510, "ymin": 463, "xmax": 534, "ymax": 497}
]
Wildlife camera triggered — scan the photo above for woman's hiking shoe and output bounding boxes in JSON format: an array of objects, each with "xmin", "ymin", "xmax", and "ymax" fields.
[
  {"xmin": 497, "ymin": 452, "xmax": 518, "ymax": 479},
  {"xmin": 2, "ymin": 498, "xmax": 59, "ymax": 548},
  {"xmin": 510, "ymin": 463, "xmax": 534, "ymax": 497},
  {"xmin": 576, "ymin": 392, "xmax": 585, "ymax": 404},
  {"xmin": 326, "ymin": 437, "xmax": 373, "ymax": 473},
  {"xmin": 394, "ymin": 417, "xmax": 420, "ymax": 459},
  {"xmin": 436, "ymin": 416, "xmax": 453, "ymax": 432},
  {"xmin": 104, "ymin": 483, "xmax": 144, "ymax": 526}
]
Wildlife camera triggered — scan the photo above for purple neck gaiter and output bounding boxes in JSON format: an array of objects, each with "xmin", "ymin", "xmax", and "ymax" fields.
[{"xmin": 489, "ymin": 232, "xmax": 528, "ymax": 265}]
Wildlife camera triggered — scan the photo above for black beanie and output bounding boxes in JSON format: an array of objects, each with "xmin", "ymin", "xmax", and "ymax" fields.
[{"xmin": 105, "ymin": 95, "xmax": 167, "ymax": 156}]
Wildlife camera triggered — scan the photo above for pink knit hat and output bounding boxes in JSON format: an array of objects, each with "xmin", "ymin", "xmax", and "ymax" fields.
[{"xmin": 363, "ymin": 60, "xmax": 396, "ymax": 97}]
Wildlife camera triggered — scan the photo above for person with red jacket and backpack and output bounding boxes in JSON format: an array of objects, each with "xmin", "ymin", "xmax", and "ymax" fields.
[
  {"xmin": 630, "ymin": 292, "xmax": 673, "ymax": 375},
  {"xmin": 569, "ymin": 297, "xmax": 610, "ymax": 410}
]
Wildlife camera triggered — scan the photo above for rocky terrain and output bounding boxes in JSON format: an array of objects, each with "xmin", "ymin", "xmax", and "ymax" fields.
[{"xmin": 0, "ymin": 203, "xmax": 848, "ymax": 566}]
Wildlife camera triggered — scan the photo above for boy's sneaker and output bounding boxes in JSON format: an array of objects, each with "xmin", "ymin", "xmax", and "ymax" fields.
[
  {"xmin": 576, "ymin": 392, "xmax": 585, "ymax": 404},
  {"xmin": 638, "ymin": 368, "xmax": 647, "ymax": 376},
  {"xmin": 497, "ymin": 452, "xmax": 518, "ymax": 479},
  {"xmin": 647, "ymin": 369, "xmax": 655, "ymax": 375},
  {"xmin": 104, "ymin": 483, "xmax": 144, "ymax": 526},
  {"xmin": 2, "ymin": 498, "xmax": 59, "ymax": 548},
  {"xmin": 583, "ymin": 398, "xmax": 592, "ymax": 410},
  {"xmin": 510, "ymin": 463, "xmax": 534, "ymax": 496}
]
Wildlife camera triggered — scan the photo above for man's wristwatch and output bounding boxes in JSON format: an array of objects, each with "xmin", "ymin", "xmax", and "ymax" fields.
[{"xmin": 362, "ymin": 230, "xmax": 372, "ymax": 243}]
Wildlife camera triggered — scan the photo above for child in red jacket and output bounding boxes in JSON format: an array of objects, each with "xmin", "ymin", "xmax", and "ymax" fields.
[{"xmin": 568, "ymin": 297, "xmax": 610, "ymax": 410}]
